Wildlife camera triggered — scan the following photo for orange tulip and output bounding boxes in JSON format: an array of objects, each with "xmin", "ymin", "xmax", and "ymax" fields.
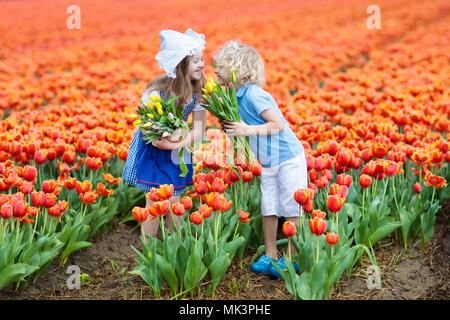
[
  {"xmin": 336, "ymin": 174, "xmax": 352, "ymax": 188},
  {"xmin": 48, "ymin": 204, "xmax": 62, "ymax": 222},
  {"xmin": 172, "ymin": 202, "xmax": 185, "ymax": 216},
  {"xmin": 209, "ymin": 177, "xmax": 227, "ymax": 193},
  {"xmin": 22, "ymin": 165, "xmax": 37, "ymax": 182},
  {"xmin": 302, "ymin": 199, "xmax": 314, "ymax": 213},
  {"xmin": 236, "ymin": 208, "xmax": 250, "ymax": 223},
  {"xmin": 42, "ymin": 193, "xmax": 57, "ymax": 208},
  {"xmin": 11, "ymin": 198, "xmax": 28, "ymax": 218},
  {"xmin": 147, "ymin": 200, "xmax": 170, "ymax": 219},
  {"xmin": 359, "ymin": 174, "xmax": 372, "ymax": 188},
  {"xmin": 294, "ymin": 188, "xmax": 315, "ymax": 205},
  {"xmin": 190, "ymin": 211, "xmax": 204, "ymax": 225},
  {"xmin": 86, "ymin": 157, "xmax": 103, "ymax": 171},
  {"xmin": 42, "ymin": 180, "xmax": 58, "ymax": 194},
  {"xmin": 250, "ymin": 162, "xmax": 262, "ymax": 176},
  {"xmin": 0, "ymin": 203, "xmax": 13, "ymax": 219},
  {"xmin": 194, "ymin": 180, "xmax": 208, "ymax": 195},
  {"xmin": 76, "ymin": 180, "xmax": 93, "ymax": 194},
  {"xmin": 198, "ymin": 204, "xmax": 213, "ymax": 218},
  {"xmin": 181, "ymin": 196, "xmax": 193, "ymax": 211},
  {"xmin": 309, "ymin": 217, "xmax": 327, "ymax": 236},
  {"xmin": 79, "ymin": 191, "xmax": 98, "ymax": 204},
  {"xmin": 326, "ymin": 232, "xmax": 339, "ymax": 245},
  {"xmin": 312, "ymin": 209, "xmax": 326, "ymax": 219},
  {"xmin": 97, "ymin": 183, "xmax": 115, "ymax": 196},
  {"xmin": 329, "ymin": 184, "xmax": 348, "ymax": 199},
  {"xmin": 282, "ymin": 221, "xmax": 296, "ymax": 237},
  {"xmin": 132, "ymin": 206, "xmax": 149, "ymax": 222},
  {"xmin": 102, "ymin": 173, "xmax": 121, "ymax": 185},
  {"xmin": 327, "ymin": 194, "xmax": 346, "ymax": 213}
]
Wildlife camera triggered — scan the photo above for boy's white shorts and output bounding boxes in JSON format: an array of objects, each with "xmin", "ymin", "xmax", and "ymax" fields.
[{"xmin": 260, "ymin": 153, "xmax": 308, "ymax": 218}]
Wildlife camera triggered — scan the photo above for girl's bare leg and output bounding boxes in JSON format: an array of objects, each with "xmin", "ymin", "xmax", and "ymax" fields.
[
  {"xmin": 165, "ymin": 195, "xmax": 181, "ymax": 233},
  {"xmin": 142, "ymin": 197, "xmax": 158, "ymax": 238}
]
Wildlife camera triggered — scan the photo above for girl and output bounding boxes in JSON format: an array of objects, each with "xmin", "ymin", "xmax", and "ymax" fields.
[
  {"xmin": 214, "ymin": 41, "xmax": 307, "ymax": 278},
  {"xmin": 122, "ymin": 29, "xmax": 207, "ymax": 238}
]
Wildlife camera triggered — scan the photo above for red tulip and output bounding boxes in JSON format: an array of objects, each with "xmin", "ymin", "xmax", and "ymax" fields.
[
  {"xmin": 326, "ymin": 232, "xmax": 339, "ymax": 245},
  {"xmin": 181, "ymin": 196, "xmax": 193, "ymax": 211},
  {"xmin": 336, "ymin": 174, "xmax": 352, "ymax": 188},
  {"xmin": 194, "ymin": 180, "xmax": 208, "ymax": 195},
  {"xmin": 34, "ymin": 149, "xmax": 47, "ymax": 165},
  {"xmin": 250, "ymin": 162, "xmax": 262, "ymax": 176},
  {"xmin": 198, "ymin": 204, "xmax": 213, "ymax": 218},
  {"xmin": 31, "ymin": 191, "xmax": 46, "ymax": 207},
  {"xmin": 79, "ymin": 191, "xmax": 98, "ymax": 204},
  {"xmin": 329, "ymin": 184, "xmax": 348, "ymax": 199},
  {"xmin": 190, "ymin": 211, "xmax": 204, "ymax": 225},
  {"xmin": 309, "ymin": 217, "xmax": 327, "ymax": 236},
  {"xmin": 327, "ymin": 194, "xmax": 346, "ymax": 213},
  {"xmin": 0, "ymin": 203, "xmax": 13, "ymax": 219},
  {"xmin": 413, "ymin": 182, "xmax": 421, "ymax": 194},
  {"xmin": 302, "ymin": 199, "xmax": 314, "ymax": 213},
  {"xmin": 172, "ymin": 202, "xmax": 185, "ymax": 216},
  {"xmin": 312, "ymin": 209, "xmax": 326, "ymax": 219},
  {"xmin": 242, "ymin": 171, "xmax": 253, "ymax": 182},
  {"xmin": 359, "ymin": 174, "xmax": 372, "ymax": 189},
  {"xmin": 42, "ymin": 180, "xmax": 58, "ymax": 194},
  {"xmin": 12, "ymin": 198, "xmax": 28, "ymax": 218},
  {"xmin": 294, "ymin": 188, "xmax": 315, "ymax": 205},
  {"xmin": 86, "ymin": 157, "xmax": 103, "ymax": 171},
  {"xmin": 48, "ymin": 204, "xmax": 61, "ymax": 222},
  {"xmin": 236, "ymin": 208, "xmax": 250, "ymax": 223},
  {"xmin": 147, "ymin": 200, "xmax": 170, "ymax": 218},
  {"xmin": 282, "ymin": 221, "xmax": 297, "ymax": 237},
  {"xmin": 22, "ymin": 165, "xmax": 37, "ymax": 182},
  {"xmin": 19, "ymin": 182, "xmax": 34, "ymax": 195},
  {"xmin": 210, "ymin": 177, "xmax": 227, "ymax": 193},
  {"xmin": 132, "ymin": 206, "xmax": 149, "ymax": 222}
]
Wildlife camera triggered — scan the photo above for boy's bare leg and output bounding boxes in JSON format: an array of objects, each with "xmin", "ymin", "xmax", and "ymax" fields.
[{"xmin": 262, "ymin": 215, "xmax": 278, "ymax": 259}]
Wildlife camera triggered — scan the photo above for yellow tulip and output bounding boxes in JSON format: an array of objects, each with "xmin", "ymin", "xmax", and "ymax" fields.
[
  {"xmin": 142, "ymin": 122, "xmax": 152, "ymax": 128},
  {"xmin": 231, "ymin": 71, "xmax": 236, "ymax": 83},
  {"xmin": 157, "ymin": 108, "xmax": 163, "ymax": 116},
  {"xmin": 128, "ymin": 113, "xmax": 139, "ymax": 120},
  {"xmin": 133, "ymin": 119, "xmax": 142, "ymax": 126},
  {"xmin": 146, "ymin": 102, "xmax": 155, "ymax": 110},
  {"xmin": 149, "ymin": 95, "xmax": 158, "ymax": 103},
  {"xmin": 155, "ymin": 95, "xmax": 162, "ymax": 103},
  {"xmin": 206, "ymin": 82, "xmax": 214, "ymax": 94},
  {"xmin": 146, "ymin": 113, "xmax": 154, "ymax": 119},
  {"xmin": 155, "ymin": 102, "xmax": 163, "ymax": 110}
]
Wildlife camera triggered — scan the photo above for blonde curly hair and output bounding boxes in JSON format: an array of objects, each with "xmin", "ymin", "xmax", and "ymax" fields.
[{"xmin": 213, "ymin": 41, "xmax": 265, "ymax": 87}]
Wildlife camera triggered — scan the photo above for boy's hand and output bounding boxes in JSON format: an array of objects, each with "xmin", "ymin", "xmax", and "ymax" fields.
[
  {"xmin": 222, "ymin": 120, "xmax": 250, "ymax": 136},
  {"xmin": 152, "ymin": 137, "xmax": 177, "ymax": 150}
]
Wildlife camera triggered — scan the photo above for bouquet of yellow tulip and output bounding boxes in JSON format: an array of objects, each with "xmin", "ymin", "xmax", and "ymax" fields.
[
  {"xmin": 128, "ymin": 95, "xmax": 192, "ymax": 177},
  {"xmin": 200, "ymin": 72, "xmax": 255, "ymax": 166}
]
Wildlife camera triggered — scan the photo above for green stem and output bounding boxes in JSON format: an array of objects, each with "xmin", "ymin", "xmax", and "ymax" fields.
[{"xmin": 316, "ymin": 236, "xmax": 320, "ymax": 264}]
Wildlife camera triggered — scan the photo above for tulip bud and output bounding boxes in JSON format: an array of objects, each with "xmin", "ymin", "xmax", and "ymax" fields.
[
  {"xmin": 326, "ymin": 232, "xmax": 339, "ymax": 245},
  {"xmin": 359, "ymin": 174, "xmax": 372, "ymax": 189},
  {"xmin": 190, "ymin": 211, "xmax": 204, "ymax": 225},
  {"xmin": 413, "ymin": 182, "xmax": 421, "ymax": 194},
  {"xmin": 282, "ymin": 221, "xmax": 297, "ymax": 237},
  {"xmin": 181, "ymin": 196, "xmax": 193, "ymax": 211},
  {"xmin": 309, "ymin": 217, "xmax": 327, "ymax": 236}
]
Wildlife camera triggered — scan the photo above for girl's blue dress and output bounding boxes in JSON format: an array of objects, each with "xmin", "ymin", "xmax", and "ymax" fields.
[{"xmin": 122, "ymin": 90, "xmax": 198, "ymax": 196}]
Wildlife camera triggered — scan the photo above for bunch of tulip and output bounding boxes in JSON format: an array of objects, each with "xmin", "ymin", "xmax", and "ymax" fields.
[
  {"xmin": 200, "ymin": 73, "xmax": 255, "ymax": 168},
  {"xmin": 130, "ymin": 94, "xmax": 191, "ymax": 177}
]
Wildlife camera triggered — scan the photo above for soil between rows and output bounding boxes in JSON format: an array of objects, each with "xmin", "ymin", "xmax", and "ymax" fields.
[{"xmin": 0, "ymin": 202, "xmax": 448, "ymax": 301}]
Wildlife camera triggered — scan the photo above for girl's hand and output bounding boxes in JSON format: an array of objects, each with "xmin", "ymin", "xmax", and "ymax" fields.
[
  {"xmin": 152, "ymin": 137, "xmax": 178, "ymax": 150},
  {"xmin": 222, "ymin": 120, "xmax": 250, "ymax": 136}
]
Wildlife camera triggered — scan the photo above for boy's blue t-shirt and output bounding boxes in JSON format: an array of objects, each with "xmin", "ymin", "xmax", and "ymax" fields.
[{"xmin": 236, "ymin": 84, "xmax": 304, "ymax": 168}]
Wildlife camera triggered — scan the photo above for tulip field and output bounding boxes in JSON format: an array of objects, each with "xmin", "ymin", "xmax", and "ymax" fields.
[{"xmin": 0, "ymin": 0, "xmax": 449, "ymax": 300}]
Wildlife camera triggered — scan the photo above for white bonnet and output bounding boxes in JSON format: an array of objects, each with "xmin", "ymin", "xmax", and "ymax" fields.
[{"xmin": 155, "ymin": 28, "xmax": 206, "ymax": 78}]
